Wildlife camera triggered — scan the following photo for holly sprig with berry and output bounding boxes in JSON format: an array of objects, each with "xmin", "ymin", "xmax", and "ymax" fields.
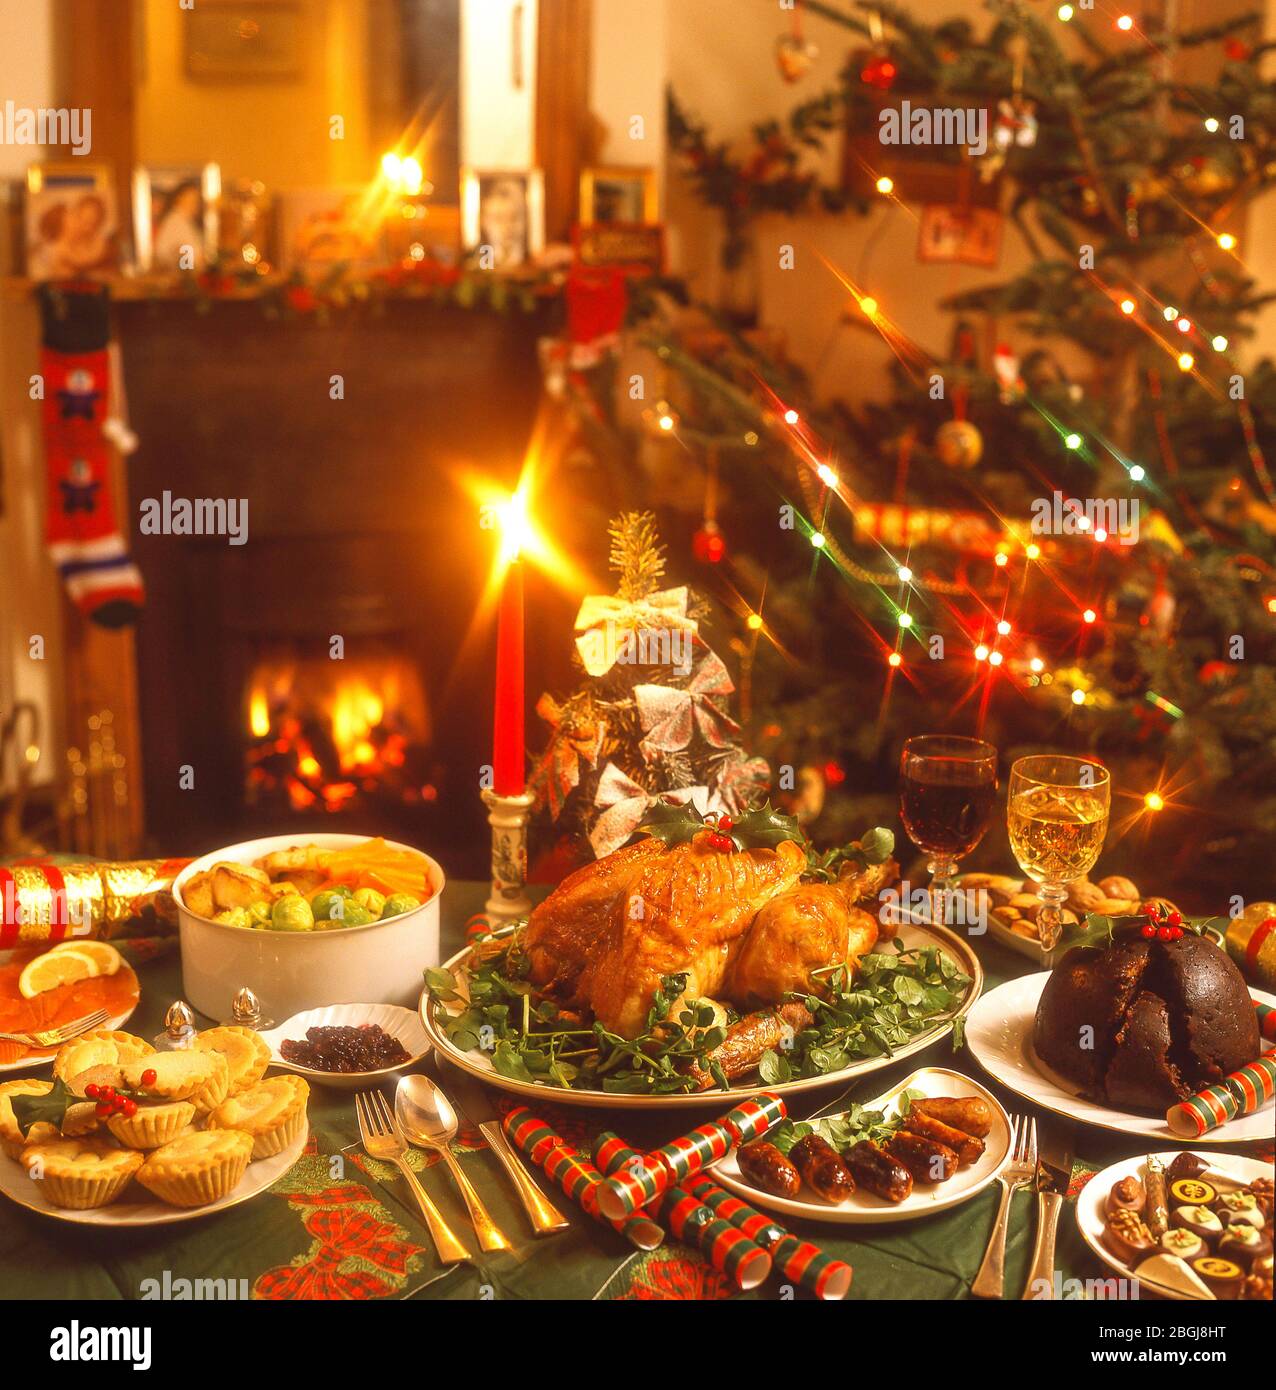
[
  {"xmin": 1064, "ymin": 901, "xmax": 1224, "ymax": 954},
  {"xmin": 10, "ymin": 1066, "xmax": 159, "ymax": 1138}
]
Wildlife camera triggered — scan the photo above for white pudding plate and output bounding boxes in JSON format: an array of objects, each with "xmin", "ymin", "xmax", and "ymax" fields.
[
  {"xmin": 965, "ymin": 973, "xmax": 1276, "ymax": 1144},
  {"xmin": 711, "ymin": 1065, "xmax": 1011, "ymax": 1224},
  {"xmin": 419, "ymin": 920, "xmax": 983, "ymax": 1110},
  {"xmin": 0, "ymin": 1122, "xmax": 307, "ymax": 1227},
  {"xmin": 1076, "ymin": 1150, "xmax": 1273, "ymax": 1301},
  {"xmin": 260, "ymin": 1003, "xmax": 430, "ymax": 1090}
]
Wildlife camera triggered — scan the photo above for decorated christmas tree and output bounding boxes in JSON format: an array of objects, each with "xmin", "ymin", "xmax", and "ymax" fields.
[{"xmin": 535, "ymin": 0, "xmax": 1276, "ymax": 894}]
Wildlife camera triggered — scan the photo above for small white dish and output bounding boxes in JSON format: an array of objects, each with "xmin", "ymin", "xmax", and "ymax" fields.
[
  {"xmin": 711, "ymin": 1065, "xmax": 1011, "ymax": 1225},
  {"xmin": 260, "ymin": 1003, "xmax": 430, "ymax": 1090},
  {"xmin": 0, "ymin": 1122, "xmax": 307, "ymax": 1227},
  {"xmin": 1076, "ymin": 1150, "xmax": 1272, "ymax": 1301},
  {"xmin": 965, "ymin": 974, "xmax": 1276, "ymax": 1144}
]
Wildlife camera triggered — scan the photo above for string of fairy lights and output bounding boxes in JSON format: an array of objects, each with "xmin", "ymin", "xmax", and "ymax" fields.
[{"xmin": 637, "ymin": 5, "xmax": 1276, "ymax": 821}]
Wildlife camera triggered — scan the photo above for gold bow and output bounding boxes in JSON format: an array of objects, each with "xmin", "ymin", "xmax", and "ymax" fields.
[{"xmin": 573, "ymin": 586, "xmax": 698, "ymax": 677}]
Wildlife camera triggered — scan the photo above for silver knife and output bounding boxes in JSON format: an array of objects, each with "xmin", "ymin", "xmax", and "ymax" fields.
[
  {"xmin": 1020, "ymin": 1120, "xmax": 1074, "ymax": 1299},
  {"xmin": 429, "ymin": 1057, "xmax": 571, "ymax": 1237}
]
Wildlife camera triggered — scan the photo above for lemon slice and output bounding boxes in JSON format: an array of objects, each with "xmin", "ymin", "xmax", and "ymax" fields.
[
  {"xmin": 18, "ymin": 949, "xmax": 102, "ymax": 1000},
  {"xmin": 48, "ymin": 940, "xmax": 122, "ymax": 975}
]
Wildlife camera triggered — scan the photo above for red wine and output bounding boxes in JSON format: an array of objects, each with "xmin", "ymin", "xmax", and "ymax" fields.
[{"xmin": 899, "ymin": 757, "xmax": 997, "ymax": 859}]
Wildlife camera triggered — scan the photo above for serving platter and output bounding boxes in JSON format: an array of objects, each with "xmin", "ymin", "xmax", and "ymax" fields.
[
  {"xmin": 0, "ymin": 956, "xmax": 140, "ymax": 1075},
  {"xmin": 0, "ymin": 1121, "xmax": 307, "ymax": 1227},
  {"xmin": 1076, "ymin": 1150, "xmax": 1273, "ymax": 1301},
  {"xmin": 965, "ymin": 974, "xmax": 1276, "ymax": 1144},
  {"xmin": 418, "ymin": 918, "xmax": 983, "ymax": 1110},
  {"xmin": 711, "ymin": 1065, "xmax": 1010, "ymax": 1224},
  {"xmin": 260, "ymin": 1002, "xmax": 430, "ymax": 1090}
]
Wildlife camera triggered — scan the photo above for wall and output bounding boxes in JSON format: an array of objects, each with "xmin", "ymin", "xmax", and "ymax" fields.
[
  {"xmin": 462, "ymin": 0, "xmax": 538, "ymax": 167},
  {"xmin": 134, "ymin": 0, "xmax": 373, "ymax": 190},
  {"xmin": 590, "ymin": 0, "xmax": 668, "ymax": 209}
]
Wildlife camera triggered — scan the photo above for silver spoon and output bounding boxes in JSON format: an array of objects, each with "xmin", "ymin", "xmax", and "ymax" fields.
[{"xmin": 395, "ymin": 1074, "xmax": 511, "ymax": 1253}]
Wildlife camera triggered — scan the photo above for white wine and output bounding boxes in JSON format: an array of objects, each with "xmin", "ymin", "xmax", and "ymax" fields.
[{"xmin": 1008, "ymin": 787, "xmax": 1109, "ymax": 885}]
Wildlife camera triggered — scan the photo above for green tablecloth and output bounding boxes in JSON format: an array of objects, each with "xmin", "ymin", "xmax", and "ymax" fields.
[{"xmin": 1, "ymin": 882, "xmax": 1267, "ymax": 1302}]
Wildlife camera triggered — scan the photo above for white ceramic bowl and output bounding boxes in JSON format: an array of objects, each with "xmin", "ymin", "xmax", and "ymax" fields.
[
  {"xmin": 259, "ymin": 1003, "xmax": 431, "ymax": 1090},
  {"xmin": 175, "ymin": 833, "xmax": 443, "ymax": 1023}
]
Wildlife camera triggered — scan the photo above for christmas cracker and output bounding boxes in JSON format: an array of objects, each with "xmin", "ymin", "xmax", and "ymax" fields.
[
  {"xmin": 0, "ymin": 859, "xmax": 188, "ymax": 947},
  {"xmin": 685, "ymin": 1175, "xmax": 853, "ymax": 1300},
  {"xmin": 1166, "ymin": 1048, "xmax": 1276, "ymax": 1138},
  {"xmin": 595, "ymin": 1093, "xmax": 786, "ymax": 1221},
  {"xmin": 593, "ymin": 1131, "xmax": 771, "ymax": 1292},
  {"xmin": 502, "ymin": 1108, "xmax": 663, "ymax": 1250}
]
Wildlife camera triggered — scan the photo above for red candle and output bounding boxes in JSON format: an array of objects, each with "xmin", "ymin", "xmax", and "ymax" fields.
[{"xmin": 492, "ymin": 553, "xmax": 525, "ymax": 796}]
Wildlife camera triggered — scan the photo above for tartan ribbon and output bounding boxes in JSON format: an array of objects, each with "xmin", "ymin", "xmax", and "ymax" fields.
[
  {"xmin": 573, "ymin": 586, "xmax": 698, "ymax": 677},
  {"xmin": 588, "ymin": 763, "xmax": 710, "ymax": 859},
  {"xmin": 634, "ymin": 651, "xmax": 740, "ymax": 757}
]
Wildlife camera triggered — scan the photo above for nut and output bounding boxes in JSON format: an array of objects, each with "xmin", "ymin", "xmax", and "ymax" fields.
[
  {"xmin": 1098, "ymin": 875, "xmax": 1139, "ymax": 899},
  {"xmin": 1068, "ymin": 879, "xmax": 1109, "ymax": 912}
]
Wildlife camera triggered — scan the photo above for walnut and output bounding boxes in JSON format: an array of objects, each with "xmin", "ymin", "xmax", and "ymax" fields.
[
  {"xmin": 1068, "ymin": 879, "xmax": 1108, "ymax": 912},
  {"xmin": 1110, "ymin": 1208, "xmax": 1153, "ymax": 1242},
  {"xmin": 1098, "ymin": 875, "xmax": 1139, "ymax": 899}
]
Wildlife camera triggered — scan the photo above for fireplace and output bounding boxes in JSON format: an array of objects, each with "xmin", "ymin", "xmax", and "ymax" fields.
[{"xmin": 117, "ymin": 296, "xmax": 571, "ymax": 875}]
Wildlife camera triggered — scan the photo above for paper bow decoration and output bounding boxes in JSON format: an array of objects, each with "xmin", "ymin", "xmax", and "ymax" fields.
[
  {"xmin": 574, "ymin": 586, "xmax": 698, "ymax": 678},
  {"xmin": 708, "ymin": 748, "xmax": 771, "ymax": 817},
  {"xmin": 634, "ymin": 651, "xmax": 741, "ymax": 759},
  {"xmin": 533, "ymin": 693, "xmax": 607, "ymax": 820},
  {"xmin": 589, "ymin": 762, "xmax": 710, "ymax": 859}
]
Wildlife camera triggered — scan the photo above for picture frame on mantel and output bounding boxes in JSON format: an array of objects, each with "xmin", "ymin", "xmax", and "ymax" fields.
[
  {"xmin": 184, "ymin": 0, "xmax": 305, "ymax": 82},
  {"xmin": 461, "ymin": 168, "xmax": 545, "ymax": 270}
]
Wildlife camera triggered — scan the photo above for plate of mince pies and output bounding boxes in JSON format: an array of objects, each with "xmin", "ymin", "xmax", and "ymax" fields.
[
  {"xmin": 1077, "ymin": 1149, "xmax": 1274, "ymax": 1301},
  {"xmin": 0, "ymin": 1025, "xmax": 310, "ymax": 1226}
]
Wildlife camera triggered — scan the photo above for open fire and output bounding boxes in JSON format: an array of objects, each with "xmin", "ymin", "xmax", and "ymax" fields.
[{"xmin": 244, "ymin": 650, "xmax": 433, "ymax": 814}]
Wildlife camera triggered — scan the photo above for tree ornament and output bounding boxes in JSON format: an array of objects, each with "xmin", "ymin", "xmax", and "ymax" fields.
[
  {"xmin": 935, "ymin": 419, "xmax": 983, "ymax": 469},
  {"xmin": 775, "ymin": 4, "xmax": 818, "ymax": 84},
  {"xmin": 692, "ymin": 519, "xmax": 727, "ymax": 564},
  {"xmin": 860, "ymin": 53, "xmax": 898, "ymax": 90},
  {"xmin": 992, "ymin": 342, "xmax": 1022, "ymax": 403}
]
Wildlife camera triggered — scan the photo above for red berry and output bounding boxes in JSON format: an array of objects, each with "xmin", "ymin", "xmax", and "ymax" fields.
[
  {"xmin": 121, "ymin": 1099, "xmax": 138, "ymax": 1118},
  {"xmin": 83, "ymin": 1084, "xmax": 100, "ymax": 1100},
  {"xmin": 717, "ymin": 815, "xmax": 734, "ymax": 833},
  {"xmin": 1142, "ymin": 900, "xmax": 1162, "ymax": 920},
  {"xmin": 1140, "ymin": 924, "xmax": 1157, "ymax": 939},
  {"xmin": 1166, "ymin": 910, "xmax": 1183, "ymax": 927},
  {"xmin": 95, "ymin": 1101, "xmax": 112, "ymax": 1118},
  {"xmin": 1170, "ymin": 925, "xmax": 1185, "ymax": 941},
  {"xmin": 140, "ymin": 1069, "xmax": 157, "ymax": 1087},
  {"xmin": 1157, "ymin": 924, "xmax": 1174, "ymax": 941}
]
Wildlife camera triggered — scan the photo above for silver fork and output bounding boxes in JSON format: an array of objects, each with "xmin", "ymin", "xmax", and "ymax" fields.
[
  {"xmin": 0, "ymin": 1007, "xmax": 110, "ymax": 1049},
  {"xmin": 971, "ymin": 1113, "xmax": 1037, "ymax": 1299},
  {"xmin": 355, "ymin": 1090, "xmax": 470, "ymax": 1265}
]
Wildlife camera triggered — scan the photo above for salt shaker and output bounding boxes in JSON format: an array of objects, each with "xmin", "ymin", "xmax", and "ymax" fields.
[{"xmin": 153, "ymin": 999, "xmax": 196, "ymax": 1051}]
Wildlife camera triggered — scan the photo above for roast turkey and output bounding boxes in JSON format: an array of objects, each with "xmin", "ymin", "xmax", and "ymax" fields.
[{"xmin": 523, "ymin": 829, "xmax": 892, "ymax": 1038}]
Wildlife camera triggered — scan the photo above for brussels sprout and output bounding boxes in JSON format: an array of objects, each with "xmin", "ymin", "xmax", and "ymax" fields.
[
  {"xmin": 311, "ymin": 886, "xmax": 354, "ymax": 921},
  {"xmin": 353, "ymin": 887, "xmax": 386, "ymax": 917},
  {"xmin": 212, "ymin": 907, "xmax": 252, "ymax": 929},
  {"xmin": 270, "ymin": 896, "xmax": 315, "ymax": 932},
  {"xmin": 316, "ymin": 902, "xmax": 373, "ymax": 930},
  {"xmin": 248, "ymin": 901, "xmax": 273, "ymax": 929},
  {"xmin": 381, "ymin": 893, "xmax": 422, "ymax": 920}
]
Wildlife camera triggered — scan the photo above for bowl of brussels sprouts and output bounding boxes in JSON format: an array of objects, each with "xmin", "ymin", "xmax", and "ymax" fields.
[{"xmin": 175, "ymin": 834, "xmax": 444, "ymax": 1023}]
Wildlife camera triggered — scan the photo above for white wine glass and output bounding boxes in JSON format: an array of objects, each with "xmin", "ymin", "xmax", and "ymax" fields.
[{"xmin": 1007, "ymin": 754, "xmax": 1111, "ymax": 951}]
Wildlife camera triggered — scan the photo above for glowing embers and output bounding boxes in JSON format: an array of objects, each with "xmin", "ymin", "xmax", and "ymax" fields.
[{"xmin": 244, "ymin": 647, "xmax": 432, "ymax": 813}]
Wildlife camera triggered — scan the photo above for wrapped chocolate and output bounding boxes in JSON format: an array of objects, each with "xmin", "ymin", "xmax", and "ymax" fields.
[{"xmin": 0, "ymin": 859, "xmax": 189, "ymax": 946}]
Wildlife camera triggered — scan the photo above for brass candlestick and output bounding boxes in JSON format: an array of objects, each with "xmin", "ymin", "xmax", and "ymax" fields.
[{"xmin": 482, "ymin": 787, "xmax": 535, "ymax": 921}]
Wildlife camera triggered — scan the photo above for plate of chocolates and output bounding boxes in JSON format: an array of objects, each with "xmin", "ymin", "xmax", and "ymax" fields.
[{"xmin": 1077, "ymin": 1149, "xmax": 1273, "ymax": 1301}]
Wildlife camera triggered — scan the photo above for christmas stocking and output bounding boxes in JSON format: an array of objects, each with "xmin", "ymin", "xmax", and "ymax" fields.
[{"xmin": 38, "ymin": 285, "xmax": 144, "ymax": 628}]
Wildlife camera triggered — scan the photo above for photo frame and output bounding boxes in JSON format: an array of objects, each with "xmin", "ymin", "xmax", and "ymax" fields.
[
  {"xmin": 133, "ymin": 164, "xmax": 222, "ymax": 272},
  {"xmin": 24, "ymin": 164, "xmax": 120, "ymax": 282},
  {"xmin": 460, "ymin": 169, "xmax": 544, "ymax": 270},
  {"xmin": 278, "ymin": 187, "xmax": 387, "ymax": 271},
  {"xmin": 916, "ymin": 204, "xmax": 1003, "ymax": 269},
  {"xmin": 184, "ymin": 1, "xmax": 304, "ymax": 82},
  {"xmin": 579, "ymin": 166, "xmax": 658, "ymax": 226},
  {"xmin": 573, "ymin": 222, "xmax": 665, "ymax": 274}
]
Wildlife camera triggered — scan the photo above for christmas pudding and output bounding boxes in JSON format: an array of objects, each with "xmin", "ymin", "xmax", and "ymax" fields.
[{"xmin": 1033, "ymin": 927, "xmax": 1259, "ymax": 1113}]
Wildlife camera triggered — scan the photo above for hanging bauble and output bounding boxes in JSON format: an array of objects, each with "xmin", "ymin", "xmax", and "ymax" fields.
[
  {"xmin": 992, "ymin": 342, "xmax": 1021, "ymax": 403},
  {"xmin": 775, "ymin": 32, "xmax": 818, "ymax": 83},
  {"xmin": 859, "ymin": 52, "xmax": 898, "ymax": 90},
  {"xmin": 1224, "ymin": 38, "xmax": 1251, "ymax": 61},
  {"xmin": 692, "ymin": 519, "xmax": 727, "ymax": 564},
  {"xmin": 934, "ymin": 418, "xmax": 984, "ymax": 470}
]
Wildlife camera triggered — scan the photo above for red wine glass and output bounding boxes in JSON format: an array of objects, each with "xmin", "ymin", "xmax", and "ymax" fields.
[{"xmin": 899, "ymin": 734, "xmax": 999, "ymax": 921}]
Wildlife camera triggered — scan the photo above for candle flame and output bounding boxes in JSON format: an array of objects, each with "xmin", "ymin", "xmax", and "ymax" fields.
[{"xmin": 499, "ymin": 488, "xmax": 531, "ymax": 564}]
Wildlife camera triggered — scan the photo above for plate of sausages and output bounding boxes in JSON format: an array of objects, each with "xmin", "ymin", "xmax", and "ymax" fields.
[{"xmin": 710, "ymin": 1066, "xmax": 1012, "ymax": 1224}]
